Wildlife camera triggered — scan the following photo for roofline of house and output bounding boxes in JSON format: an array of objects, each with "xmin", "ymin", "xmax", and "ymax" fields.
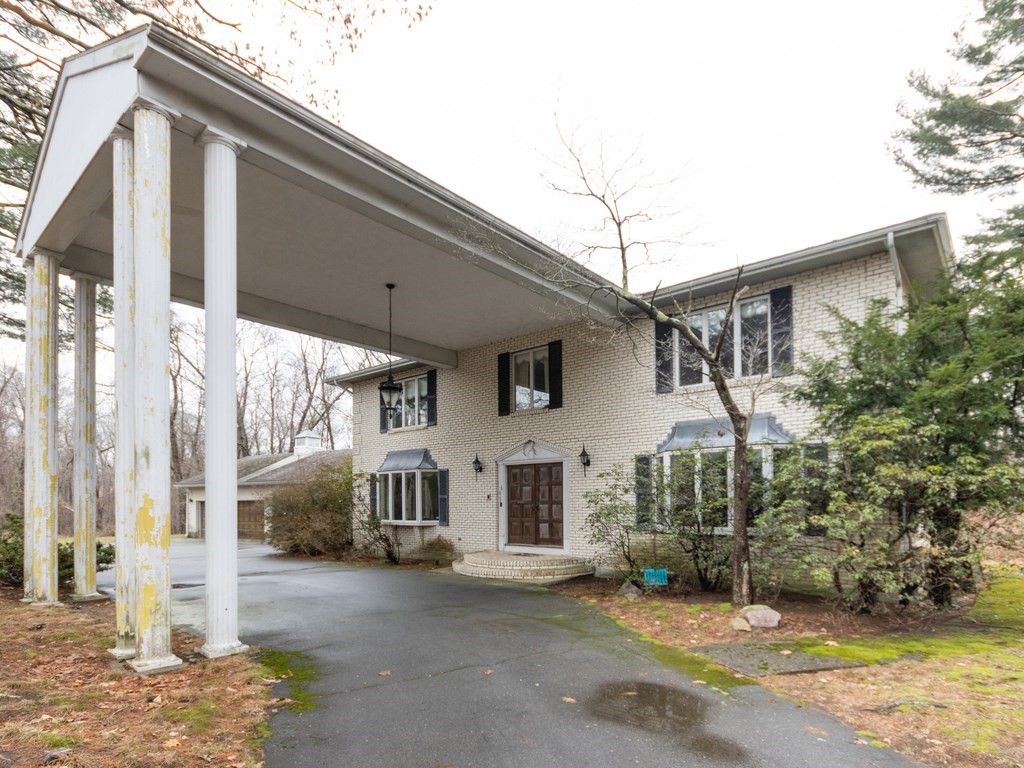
[
  {"xmin": 647, "ymin": 213, "xmax": 953, "ymax": 307},
  {"xmin": 327, "ymin": 359, "xmax": 426, "ymax": 387}
]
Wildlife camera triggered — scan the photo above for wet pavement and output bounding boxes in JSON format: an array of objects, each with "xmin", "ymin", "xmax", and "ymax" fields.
[{"xmin": 101, "ymin": 540, "xmax": 920, "ymax": 768}]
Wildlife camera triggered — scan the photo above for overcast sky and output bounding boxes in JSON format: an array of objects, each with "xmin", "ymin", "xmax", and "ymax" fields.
[{"xmin": 300, "ymin": 0, "xmax": 988, "ymax": 291}]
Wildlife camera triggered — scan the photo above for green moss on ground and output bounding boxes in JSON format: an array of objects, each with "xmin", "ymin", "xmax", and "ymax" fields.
[{"xmin": 259, "ymin": 649, "xmax": 319, "ymax": 713}]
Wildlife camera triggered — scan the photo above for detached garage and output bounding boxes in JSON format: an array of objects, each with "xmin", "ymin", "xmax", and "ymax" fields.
[{"xmin": 179, "ymin": 431, "xmax": 351, "ymax": 540}]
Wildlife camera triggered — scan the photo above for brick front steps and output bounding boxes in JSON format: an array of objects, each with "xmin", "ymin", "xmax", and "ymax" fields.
[{"xmin": 452, "ymin": 550, "xmax": 595, "ymax": 585}]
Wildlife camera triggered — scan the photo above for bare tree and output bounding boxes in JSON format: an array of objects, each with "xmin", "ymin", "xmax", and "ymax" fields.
[{"xmin": 549, "ymin": 133, "xmax": 785, "ymax": 606}]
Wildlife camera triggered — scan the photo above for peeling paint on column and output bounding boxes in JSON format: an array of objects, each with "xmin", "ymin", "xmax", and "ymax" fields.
[
  {"xmin": 128, "ymin": 105, "xmax": 181, "ymax": 674},
  {"xmin": 72, "ymin": 277, "xmax": 102, "ymax": 602},
  {"xmin": 24, "ymin": 250, "xmax": 60, "ymax": 604},
  {"xmin": 111, "ymin": 127, "xmax": 137, "ymax": 658}
]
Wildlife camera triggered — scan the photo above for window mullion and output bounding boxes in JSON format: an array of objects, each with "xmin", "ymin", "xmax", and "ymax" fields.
[{"xmin": 415, "ymin": 470, "xmax": 422, "ymax": 522}]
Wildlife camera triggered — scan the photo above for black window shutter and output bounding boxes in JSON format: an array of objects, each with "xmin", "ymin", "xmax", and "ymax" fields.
[
  {"xmin": 438, "ymin": 469, "xmax": 449, "ymax": 527},
  {"xmin": 654, "ymin": 321, "xmax": 673, "ymax": 393},
  {"xmin": 635, "ymin": 454, "xmax": 654, "ymax": 531},
  {"xmin": 379, "ymin": 390, "xmax": 389, "ymax": 434},
  {"xmin": 497, "ymin": 352, "xmax": 511, "ymax": 417},
  {"xmin": 547, "ymin": 340, "xmax": 563, "ymax": 410},
  {"xmin": 369, "ymin": 474, "xmax": 378, "ymax": 515},
  {"xmin": 770, "ymin": 285, "xmax": 793, "ymax": 377},
  {"xmin": 426, "ymin": 369, "xmax": 438, "ymax": 426}
]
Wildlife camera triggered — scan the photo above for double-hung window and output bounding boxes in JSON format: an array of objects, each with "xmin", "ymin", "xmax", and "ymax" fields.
[
  {"xmin": 656, "ymin": 285, "xmax": 792, "ymax": 392},
  {"xmin": 391, "ymin": 374, "xmax": 429, "ymax": 429},
  {"xmin": 513, "ymin": 346, "xmax": 550, "ymax": 411},
  {"xmin": 497, "ymin": 340, "xmax": 563, "ymax": 416},
  {"xmin": 380, "ymin": 370, "xmax": 436, "ymax": 433}
]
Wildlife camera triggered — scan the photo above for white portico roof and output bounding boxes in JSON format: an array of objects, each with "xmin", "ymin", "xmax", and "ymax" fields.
[{"xmin": 16, "ymin": 25, "xmax": 619, "ymax": 368}]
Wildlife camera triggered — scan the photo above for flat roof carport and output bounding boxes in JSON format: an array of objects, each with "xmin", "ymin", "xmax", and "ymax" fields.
[{"xmin": 16, "ymin": 24, "xmax": 618, "ymax": 672}]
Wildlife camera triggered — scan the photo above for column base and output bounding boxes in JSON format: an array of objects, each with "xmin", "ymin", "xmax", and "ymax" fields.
[
  {"xmin": 199, "ymin": 641, "xmax": 250, "ymax": 659},
  {"xmin": 129, "ymin": 655, "xmax": 184, "ymax": 675},
  {"xmin": 70, "ymin": 592, "xmax": 109, "ymax": 603},
  {"xmin": 108, "ymin": 646, "xmax": 136, "ymax": 660},
  {"xmin": 28, "ymin": 600, "xmax": 64, "ymax": 608}
]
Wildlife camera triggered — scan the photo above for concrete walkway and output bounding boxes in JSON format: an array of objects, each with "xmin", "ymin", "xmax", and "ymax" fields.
[{"xmin": 102, "ymin": 540, "xmax": 919, "ymax": 768}]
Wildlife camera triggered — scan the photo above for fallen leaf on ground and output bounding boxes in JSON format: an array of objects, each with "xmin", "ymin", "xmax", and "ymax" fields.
[
  {"xmin": 163, "ymin": 738, "xmax": 180, "ymax": 748},
  {"xmin": 693, "ymin": 680, "xmax": 707, "ymax": 685},
  {"xmin": 561, "ymin": 696, "xmax": 576, "ymax": 704},
  {"xmin": 483, "ymin": 669, "xmax": 493, "ymax": 676},
  {"xmin": 621, "ymin": 691, "xmax": 638, "ymax": 696},
  {"xmin": 779, "ymin": 650, "xmax": 793, "ymax": 656},
  {"xmin": 805, "ymin": 726, "xmax": 828, "ymax": 736},
  {"xmin": 378, "ymin": 670, "xmax": 391, "ymax": 677}
]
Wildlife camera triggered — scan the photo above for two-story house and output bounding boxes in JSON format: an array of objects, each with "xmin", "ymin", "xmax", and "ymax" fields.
[{"xmin": 331, "ymin": 214, "xmax": 953, "ymax": 577}]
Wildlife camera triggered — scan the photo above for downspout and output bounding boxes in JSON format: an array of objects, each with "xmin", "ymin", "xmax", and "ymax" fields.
[{"xmin": 886, "ymin": 231, "xmax": 906, "ymax": 333}]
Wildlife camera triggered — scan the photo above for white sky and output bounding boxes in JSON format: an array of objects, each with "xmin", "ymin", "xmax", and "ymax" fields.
[{"xmin": 291, "ymin": 0, "xmax": 990, "ymax": 291}]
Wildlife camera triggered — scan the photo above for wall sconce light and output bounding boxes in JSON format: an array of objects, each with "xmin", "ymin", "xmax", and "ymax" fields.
[
  {"xmin": 579, "ymin": 444, "xmax": 591, "ymax": 476},
  {"xmin": 472, "ymin": 454, "xmax": 483, "ymax": 475}
]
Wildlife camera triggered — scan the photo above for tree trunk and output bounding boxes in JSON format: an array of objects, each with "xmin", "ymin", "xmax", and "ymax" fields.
[{"xmin": 731, "ymin": 434, "xmax": 753, "ymax": 606}]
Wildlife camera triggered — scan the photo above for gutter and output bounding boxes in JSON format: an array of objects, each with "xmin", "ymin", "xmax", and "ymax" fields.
[{"xmin": 886, "ymin": 231, "xmax": 907, "ymax": 332}]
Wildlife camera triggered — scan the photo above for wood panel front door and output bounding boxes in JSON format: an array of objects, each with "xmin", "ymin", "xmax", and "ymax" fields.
[{"xmin": 507, "ymin": 462, "xmax": 563, "ymax": 547}]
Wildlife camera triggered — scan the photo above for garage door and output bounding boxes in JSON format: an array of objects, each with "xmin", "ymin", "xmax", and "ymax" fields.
[{"xmin": 237, "ymin": 500, "xmax": 267, "ymax": 541}]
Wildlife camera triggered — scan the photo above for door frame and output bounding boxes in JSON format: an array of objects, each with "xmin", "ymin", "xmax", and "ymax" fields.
[{"xmin": 496, "ymin": 439, "xmax": 570, "ymax": 555}]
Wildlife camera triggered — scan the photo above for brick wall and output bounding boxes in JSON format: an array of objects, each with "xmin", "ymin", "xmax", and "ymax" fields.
[{"xmin": 351, "ymin": 251, "xmax": 898, "ymax": 559}]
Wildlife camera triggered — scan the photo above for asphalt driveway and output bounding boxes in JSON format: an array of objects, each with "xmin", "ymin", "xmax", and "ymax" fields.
[{"xmin": 102, "ymin": 540, "xmax": 918, "ymax": 768}]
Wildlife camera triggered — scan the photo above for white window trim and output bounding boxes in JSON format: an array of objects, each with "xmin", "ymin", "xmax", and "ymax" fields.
[
  {"xmin": 511, "ymin": 345, "xmax": 550, "ymax": 412},
  {"xmin": 674, "ymin": 294, "xmax": 774, "ymax": 388},
  {"xmin": 377, "ymin": 469, "xmax": 440, "ymax": 526},
  {"xmin": 390, "ymin": 373, "xmax": 429, "ymax": 430},
  {"xmin": 656, "ymin": 445, "xmax": 776, "ymax": 534}
]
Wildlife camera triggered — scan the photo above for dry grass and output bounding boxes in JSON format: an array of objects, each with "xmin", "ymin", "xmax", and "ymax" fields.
[{"xmin": 0, "ymin": 586, "xmax": 274, "ymax": 768}]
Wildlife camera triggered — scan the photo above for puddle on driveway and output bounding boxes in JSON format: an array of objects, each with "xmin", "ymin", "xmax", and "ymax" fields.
[{"xmin": 588, "ymin": 682, "xmax": 749, "ymax": 764}]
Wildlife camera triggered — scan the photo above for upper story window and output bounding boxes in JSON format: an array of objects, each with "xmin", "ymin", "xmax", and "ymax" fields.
[
  {"xmin": 392, "ymin": 374, "xmax": 429, "ymax": 429},
  {"xmin": 655, "ymin": 286, "xmax": 792, "ymax": 393},
  {"xmin": 380, "ymin": 370, "xmax": 436, "ymax": 434},
  {"xmin": 497, "ymin": 340, "xmax": 563, "ymax": 416},
  {"xmin": 513, "ymin": 346, "xmax": 550, "ymax": 411}
]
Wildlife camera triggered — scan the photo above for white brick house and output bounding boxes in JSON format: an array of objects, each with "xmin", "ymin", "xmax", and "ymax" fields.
[{"xmin": 332, "ymin": 215, "xmax": 953, "ymax": 561}]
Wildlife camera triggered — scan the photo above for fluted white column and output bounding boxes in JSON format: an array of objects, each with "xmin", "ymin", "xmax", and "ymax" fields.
[
  {"xmin": 110, "ymin": 127, "xmax": 138, "ymax": 657},
  {"xmin": 199, "ymin": 128, "xmax": 248, "ymax": 659},
  {"xmin": 129, "ymin": 103, "xmax": 182, "ymax": 674},
  {"xmin": 23, "ymin": 248, "xmax": 60, "ymax": 605},
  {"xmin": 72, "ymin": 276, "xmax": 102, "ymax": 602}
]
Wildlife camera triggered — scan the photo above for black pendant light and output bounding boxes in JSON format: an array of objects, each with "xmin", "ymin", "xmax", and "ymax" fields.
[{"xmin": 378, "ymin": 283, "xmax": 403, "ymax": 416}]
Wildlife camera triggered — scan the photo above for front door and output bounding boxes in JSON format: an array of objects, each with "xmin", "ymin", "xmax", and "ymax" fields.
[{"xmin": 507, "ymin": 462, "xmax": 563, "ymax": 547}]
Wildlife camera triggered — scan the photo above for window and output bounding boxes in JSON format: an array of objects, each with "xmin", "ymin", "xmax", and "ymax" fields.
[
  {"xmin": 677, "ymin": 296, "xmax": 772, "ymax": 384},
  {"xmin": 380, "ymin": 370, "xmax": 436, "ymax": 433},
  {"xmin": 372, "ymin": 449, "xmax": 449, "ymax": 526},
  {"xmin": 513, "ymin": 346, "xmax": 549, "ymax": 411},
  {"xmin": 377, "ymin": 470, "xmax": 440, "ymax": 524},
  {"xmin": 497, "ymin": 340, "xmax": 563, "ymax": 416},
  {"xmin": 656, "ymin": 285, "xmax": 792, "ymax": 392},
  {"xmin": 639, "ymin": 443, "xmax": 826, "ymax": 535},
  {"xmin": 639, "ymin": 415, "xmax": 808, "ymax": 533},
  {"xmin": 391, "ymin": 374, "xmax": 429, "ymax": 429}
]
